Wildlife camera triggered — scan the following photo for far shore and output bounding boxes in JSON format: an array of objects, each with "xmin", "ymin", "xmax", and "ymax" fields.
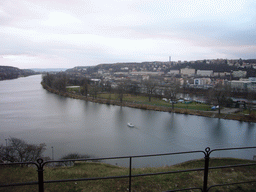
[{"xmin": 41, "ymin": 83, "xmax": 256, "ymax": 123}]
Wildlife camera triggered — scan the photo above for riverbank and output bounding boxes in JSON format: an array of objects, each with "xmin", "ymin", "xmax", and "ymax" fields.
[{"xmin": 41, "ymin": 83, "xmax": 256, "ymax": 123}]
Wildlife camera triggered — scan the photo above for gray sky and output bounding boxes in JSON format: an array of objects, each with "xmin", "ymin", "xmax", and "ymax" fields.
[{"xmin": 0, "ymin": 0, "xmax": 255, "ymax": 69}]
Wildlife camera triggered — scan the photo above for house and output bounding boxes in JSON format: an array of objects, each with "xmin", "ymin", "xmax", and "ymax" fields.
[
  {"xmin": 196, "ymin": 70, "xmax": 213, "ymax": 77},
  {"xmin": 167, "ymin": 70, "xmax": 179, "ymax": 76},
  {"xmin": 232, "ymin": 70, "xmax": 247, "ymax": 78},
  {"xmin": 194, "ymin": 78, "xmax": 211, "ymax": 86},
  {"xmin": 180, "ymin": 67, "xmax": 195, "ymax": 76},
  {"xmin": 230, "ymin": 80, "xmax": 249, "ymax": 91}
]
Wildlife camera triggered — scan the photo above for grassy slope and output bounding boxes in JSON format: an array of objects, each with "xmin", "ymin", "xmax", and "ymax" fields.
[{"xmin": 1, "ymin": 158, "xmax": 255, "ymax": 192}]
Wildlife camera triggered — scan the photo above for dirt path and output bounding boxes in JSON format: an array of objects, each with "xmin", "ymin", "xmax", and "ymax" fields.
[{"xmin": 220, "ymin": 108, "xmax": 241, "ymax": 114}]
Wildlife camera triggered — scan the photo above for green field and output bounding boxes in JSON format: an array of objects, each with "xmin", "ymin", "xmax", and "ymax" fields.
[
  {"xmin": 66, "ymin": 87, "xmax": 81, "ymax": 94},
  {"xmin": 98, "ymin": 93, "xmax": 212, "ymax": 111}
]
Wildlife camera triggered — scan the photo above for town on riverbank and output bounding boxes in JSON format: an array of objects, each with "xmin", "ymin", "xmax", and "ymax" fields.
[{"xmin": 40, "ymin": 59, "xmax": 256, "ymax": 122}]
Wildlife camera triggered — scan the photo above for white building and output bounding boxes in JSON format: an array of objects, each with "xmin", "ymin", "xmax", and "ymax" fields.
[
  {"xmin": 130, "ymin": 71, "xmax": 164, "ymax": 76},
  {"xmin": 249, "ymin": 77, "xmax": 256, "ymax": 82},
  {"xmin": 114, "ymin": 72, "xmax": 129, "ymax": 75},
  {"xmin": 194, "ymin": 78, "xmax": 211, "ymax": 85},
  {"xmin": 196, "ymin": 70, "xmax": 213, "ymax": 77},
  {"xmin": 232, "ymin": 70, "xmax": 247, "ymax": 78},
  {"xmin": 180, "ymin": 67, "xmax": 195, "ymax": 76},
  {"xmin": 229, "ymin": 80, "xmax": 253, "ymax": 91},
  {"xmin": 167, "ymin": 70, "xmax": 179, "ymax": 75},
  {"xmin": 213, "ymin": 72, "xmax": 230, "ymax": 77},
  {"xmin": 248, "ymin": 78, "xmax": 256, "ymax": 92},
  {"xmin": 90, "ymin": 79, "xmax": 101, "ymax": 85},
  {"xmin": 248, "ymin": 82, "xmax": 256, "ymax": 92}
]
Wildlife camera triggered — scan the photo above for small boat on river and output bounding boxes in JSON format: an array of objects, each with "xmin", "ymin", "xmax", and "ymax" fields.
[{"xmin": 127, "ymin": 123, "xmax": 134, "ymax": 127}]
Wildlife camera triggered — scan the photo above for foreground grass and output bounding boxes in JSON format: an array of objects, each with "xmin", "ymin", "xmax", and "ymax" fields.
[{"xmin": 1, "ymin": 158, "xmax": 255, "ymax": 192}]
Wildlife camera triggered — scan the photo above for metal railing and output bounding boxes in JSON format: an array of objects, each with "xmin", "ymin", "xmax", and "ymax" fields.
[{"xmin": 1, "ymin": 146, "xmax": 256, "ymax": 192}]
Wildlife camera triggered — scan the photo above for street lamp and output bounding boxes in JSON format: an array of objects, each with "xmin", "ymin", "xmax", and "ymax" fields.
[
  {"xmin": 51, "ymin": 146, "xmax": 54, "ymax": 160},
  {"xmin": 51, "ymin": 146, "xmax": 54, "ymax": 167},
  {"xmin": 5, "ymin": 139, "xmax": 8, "ymax": 162}
]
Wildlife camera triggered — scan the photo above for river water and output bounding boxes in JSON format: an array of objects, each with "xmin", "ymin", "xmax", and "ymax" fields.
[{"xmin": 0, "ymin": 75, "xmax": 255, "ymax": 168}]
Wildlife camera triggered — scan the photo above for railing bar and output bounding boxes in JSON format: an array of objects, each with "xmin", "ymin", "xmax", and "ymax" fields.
[
  {"xmin": 165, "ymin": 187, "xmax": 203, "ymax": 192},
  {"xmin": 0, "ymin": 162, "xmax": 37, "ymax": 166},
  {"xmin": 42, "ymin": 150, "xmax": 206, "ymax": 165},
  {"xmin": 131, "ymin": 168, "xmax": 205, "ymax": 178},
  {"xmin": 129, "ymin": 157, "xmax": 132, "ymax": 192},
  {"xmin": 208, "ymin": 163, "xmax": 256, "ymax": 170},
  {"xmin": 40, "ymin": 168, "xmax": 206, "ymax": 185},
  {"xmin": 207, "ymin": 180, "xmax": 256, "ymax": 191},
  {"xmin": 130, "ymin": 150, "xmax": 206, "ymax": 158},
  {"xmin": 43, "ymin": 175, "xmax": 130, "ymax": 183},
  {"xmin": 211, "ymin": 146, "xmax": 256, "ymax": 154},
  {"xmin": 0, "ymin": 181, "xmax": 38, "ymax": 187}
]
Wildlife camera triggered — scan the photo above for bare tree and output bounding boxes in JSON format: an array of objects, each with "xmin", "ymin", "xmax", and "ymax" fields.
[
  {"xmin": 246, "ymin": 91, "xmax": 256, "ymax": 114},
  {"xmin": 42, "ymin": 73, "xmax": 67, "ymax": 92},
  {"xmin": 59, "ymin": 153, "xmax": 91, "ymax": 166},
  {"xmin": 144, "ymin": 80, "xmax": 157, "ymax": 102},
  {"xmin": 116, "ymin": 81, "xmax": 126, "ymax": 104},
  {"xmin": 129, "ymin": 82, "xmax": 140, "ymax": 96},
  {"xmin": 1, "ymin": 137, "xmax": 46, "ymax": 163},
  {"xmin": 42, "ymin": 73, "xmax": 54, "ymax": 87},
  {"xmin": 89, "ymin": 84, "xmax": 100, "ymax": 99},
  {"xmin": 103, "ymin": 81, "xmax": 112, "ymax": 93},
  {"xmin": 164, "ymin": 82, "xmax": 180, "ymax": 110},
  {"xmin": 0, "ymin": 144, "xmax": 5, "ymax": 163},
  {"xmin": 53, "ymin": 78, "xmax": 67, "ymax": 92},
  {"xmin": 80, "ymin": 78, "xmax": 89, "ymax": 97},
  {"xmin": 209, "ymin": 82, "xmax": 230, "ymax": 114}
]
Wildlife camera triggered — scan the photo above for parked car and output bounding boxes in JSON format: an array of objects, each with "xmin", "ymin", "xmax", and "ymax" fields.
[
  {"xmin": 211, "ymin": 105, "xmax": 219, "ymax": 110},
  {"xmin": 162, "ymin": 98, "xmax": 168, "ymax": 102}
]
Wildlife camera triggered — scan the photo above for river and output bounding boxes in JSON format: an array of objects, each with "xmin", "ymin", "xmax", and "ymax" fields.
[{"xmin": 0, "ymin": 75, "xmax": 255, "ymax": 168}]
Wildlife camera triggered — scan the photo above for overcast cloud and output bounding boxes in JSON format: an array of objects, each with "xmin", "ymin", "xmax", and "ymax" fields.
[{"xmin": 0, "ymin": 0, "xmax": 255, "ymax": 69}]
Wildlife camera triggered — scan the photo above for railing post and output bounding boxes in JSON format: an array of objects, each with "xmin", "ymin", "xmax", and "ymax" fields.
[
  {"xmin": 37, "ymin": 159, "xmax": 44, "ymax": 192},
  {"xmin": 203, "ymin": 147, "xmax": 210, "ymax": 192},
  {"xmin": 129, "ymin": 157, "xmax": 132, "ymax": 192}
]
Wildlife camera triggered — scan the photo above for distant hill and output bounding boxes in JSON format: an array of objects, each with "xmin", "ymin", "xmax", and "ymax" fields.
[
  {"xmin": 0, "ymin": 66, "xmax": 37, "ymax": 80},
  {"xmin": 67, "ymin": 59, "xmax": 256, "ymax": 75},
  {"xmin": 31, "ymin": 68, "xmax": 68, "ymax": 72}
]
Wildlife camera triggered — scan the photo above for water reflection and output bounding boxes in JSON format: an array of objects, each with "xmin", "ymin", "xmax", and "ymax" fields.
[
  {"xmin": 245, "ymin": 123, "xmax": 255, "ymax": 144},
  {"xmin": 209, "ymin": 119, "xmax": 225, "ymax": 146},
  {"xmin": 115, "ymin": 107, "xmax": 125, "ymax": 128}
]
